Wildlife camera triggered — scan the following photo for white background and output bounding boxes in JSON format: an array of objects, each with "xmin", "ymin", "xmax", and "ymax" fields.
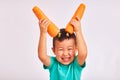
[{"xmin": 0, "ymin": 0, "xmax": 120, "ymax": 80}]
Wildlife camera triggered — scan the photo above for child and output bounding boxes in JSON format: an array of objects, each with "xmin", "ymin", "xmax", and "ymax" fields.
[{"xmin": 38, "ymin": 17, "xmax": 87, "ymax": 80}]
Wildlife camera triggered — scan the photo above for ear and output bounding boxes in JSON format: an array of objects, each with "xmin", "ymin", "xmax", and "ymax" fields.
[
  {"xmin": 75, "ymin": 47, "xmax": 78, "ymax": 53},
  {"xmin": 51, "ymin": 47, "xmax": 55, "ymax": 54}
]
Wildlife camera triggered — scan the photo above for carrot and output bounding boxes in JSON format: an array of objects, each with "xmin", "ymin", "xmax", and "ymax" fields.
[
  {"xmin": 32, "ymin": 6, "xmax": 60, "ymax": 37},
  {"xmin": 65, "ymin": 3, "xmax": 86, "ymax": 34}
]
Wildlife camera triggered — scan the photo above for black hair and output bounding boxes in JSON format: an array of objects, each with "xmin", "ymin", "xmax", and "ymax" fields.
[{"xmin": 53, "ymin": 28, "xmax": 76, "ymax": 48}]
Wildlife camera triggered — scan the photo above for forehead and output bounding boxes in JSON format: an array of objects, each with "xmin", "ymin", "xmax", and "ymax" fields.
[{"xmin": 55, "ymin": 38, "xmax": 75, "ymax": 47}]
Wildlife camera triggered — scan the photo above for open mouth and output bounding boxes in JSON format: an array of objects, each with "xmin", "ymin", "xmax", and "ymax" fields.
[{"xmin": 62, "ymin": 57, "xmax": 71, "ymax": 62}]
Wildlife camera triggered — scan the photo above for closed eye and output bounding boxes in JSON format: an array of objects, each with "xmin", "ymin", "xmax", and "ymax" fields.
[
  {"xmin": 68, "ymin": 47, "xmax": 73, "ymax": 51},
  {"xmin": 58, "ymin": 48, "xmax": 63, "ymax": 51}
]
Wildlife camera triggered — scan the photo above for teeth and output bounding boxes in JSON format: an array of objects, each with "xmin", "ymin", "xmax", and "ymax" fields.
[{"xmin": 62, "ymin": 57, "xmax": 70, "ymax": 62}]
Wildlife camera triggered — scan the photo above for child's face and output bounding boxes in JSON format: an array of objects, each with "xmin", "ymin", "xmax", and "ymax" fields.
[{"xmin": 52, "ymin": 38, "xmax": 77, "ymax": 65}]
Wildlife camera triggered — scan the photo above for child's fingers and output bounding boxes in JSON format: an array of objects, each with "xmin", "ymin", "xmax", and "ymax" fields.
[
  {"xmin": 39, "ymin": 19, "xmax": 42, "ymax": 23},
  {"xmin": 42, "ymin": 19, "xmax": 50, "ymax": 27},
  {"xmin": 39, "ymin": 19, "xmax": 44, "ymax": 23},
  {"xmin": 70, "ymin": 19, "xmax": 76, "ymax": 24},
  {"xmin": 75, "ymin": 16, "xmax": 81, "ymax": 21},
  {"xmin": 70, "ymin": 19, "xmax": 76, "ymax": 27},
  {"xmin": 70, "ymin": 18, "xmax": 81, "ymax": 31},
  {"xmin": 39, "ymin": 19, "xmax": 50, "ymax": 33},
  {"xmin": 45, "ymin": 20, "xmax": 50, "ymax": 27},
  {"xmin": 39, "ymin": 19, "xmax": 49, "ymax": 25}
]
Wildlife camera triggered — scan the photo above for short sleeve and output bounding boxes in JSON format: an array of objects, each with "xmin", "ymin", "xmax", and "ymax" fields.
[
  {"xmin": 74, "ymin": 56, "xmax": 86, "ymax": 69},
  {"xmin": 43, "ymin": 57, "xmax": 56, "ymax": 69}
]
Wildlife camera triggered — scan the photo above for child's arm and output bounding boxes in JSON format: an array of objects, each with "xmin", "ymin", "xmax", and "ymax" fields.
[
  {"xmin": 38, "ymin": 19, "xmax": 51, "ymax": 66},
  {"xmin": 70, "ymin": 17, "xmax": 87, "ymax": 66}
]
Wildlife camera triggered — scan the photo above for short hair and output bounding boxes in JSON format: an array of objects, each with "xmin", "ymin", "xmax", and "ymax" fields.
[{"xmin": 53, "ymin": 28, "xmax": 76, "ymax": 48}]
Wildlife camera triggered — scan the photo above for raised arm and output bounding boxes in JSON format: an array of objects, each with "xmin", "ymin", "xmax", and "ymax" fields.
[
  {"xmin": 70, "ymin": 17, "xmax": 87, "ymax": 66},
  {"xmin": 38, "ymin": 19, "xmax": 50, "ymax": 66}
]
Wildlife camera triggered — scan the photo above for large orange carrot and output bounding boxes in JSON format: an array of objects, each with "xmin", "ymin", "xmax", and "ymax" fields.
[
  {"xmin": 32, "ymin": 6, "xmax": 60, "ymax": 37},
  {"xmin": 65, "ymin": 3, "xmax": 86, "ymax": 34}
]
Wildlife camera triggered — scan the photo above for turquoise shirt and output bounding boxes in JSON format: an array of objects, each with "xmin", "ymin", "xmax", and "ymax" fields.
[{"xmin": 43, "ymin": 56, "xmax": 86, "ymax": 80}]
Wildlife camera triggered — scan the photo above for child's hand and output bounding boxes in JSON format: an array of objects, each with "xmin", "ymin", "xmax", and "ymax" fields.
[
  {"xmin": 70, "ymin": 16, "xmax": 81, "ymax": 33},
  {"xmin": 39, "ymin": 19, "xmax": 50, "ymax": 33}
]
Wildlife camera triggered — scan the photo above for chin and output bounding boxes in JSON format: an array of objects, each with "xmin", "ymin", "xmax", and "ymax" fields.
[{"xmin": 62, "ymin": 62, "xmax": 71, "ymax": 65}]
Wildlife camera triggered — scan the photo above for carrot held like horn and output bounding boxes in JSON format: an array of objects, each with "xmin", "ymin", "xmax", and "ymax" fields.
[
  {"xmin": 65, "ymin": 3, "xmax": 86, "ymax": 34},
  {"xmin": 32, "ymin": 6, "xmax": 60, "ymax": 37}
]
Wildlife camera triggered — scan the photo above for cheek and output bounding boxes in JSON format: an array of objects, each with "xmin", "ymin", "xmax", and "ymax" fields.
[
  {"xmin": 55, "ymin": 50, "xmax": 63, "ymax": 56},
  {"xmin": 69, "ymin": 50, "xmax": 76, "ymax": 56}
]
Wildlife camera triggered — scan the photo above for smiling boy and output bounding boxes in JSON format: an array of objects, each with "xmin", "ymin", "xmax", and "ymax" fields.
[{"xmin": 38, "ymin": 17, "xmax": 87, "ymax": 80}]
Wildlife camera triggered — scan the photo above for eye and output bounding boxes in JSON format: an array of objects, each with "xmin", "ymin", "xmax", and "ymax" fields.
[
  {"xmin": 58, "ymin": 48, "xmax": 63, "ymax": 51},
  {"xmin": 68, "ymin": 47, "xmax": 73, "ymax": 51}
]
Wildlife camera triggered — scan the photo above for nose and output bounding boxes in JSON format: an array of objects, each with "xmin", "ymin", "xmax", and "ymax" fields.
[{"xmin": 63, "ymin": 50, "xmax": 68, "ymax": 56}]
